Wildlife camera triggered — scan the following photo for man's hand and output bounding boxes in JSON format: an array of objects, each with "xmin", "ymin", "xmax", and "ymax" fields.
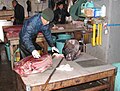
[
  {"xmin": 52, "ymin": 46, "xmax": 59, "ymax": 53},
  {"xmin": 32, "ymin": 50, "xmax": 41, "ymax": 58}
]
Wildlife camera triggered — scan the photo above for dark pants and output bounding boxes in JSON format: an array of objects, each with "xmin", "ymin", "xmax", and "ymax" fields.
[
  {"xmin": 13, "ymin": 19, "xmax": 23, "ymax": 25},
  {"xmin": 19, "ymin": 43, "xmax": 42, "ymax": 59}
]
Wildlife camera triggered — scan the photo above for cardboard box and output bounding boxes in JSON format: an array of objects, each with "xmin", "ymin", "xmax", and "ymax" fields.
[{"xmin": 84, "ymin": 8, "xmax": 94, "ymax": 17}]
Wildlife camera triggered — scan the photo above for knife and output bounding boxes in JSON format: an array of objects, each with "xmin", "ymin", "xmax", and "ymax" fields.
[{"xmin": 42, "ymin": 57, "xmax": 64, "ymax": 91}]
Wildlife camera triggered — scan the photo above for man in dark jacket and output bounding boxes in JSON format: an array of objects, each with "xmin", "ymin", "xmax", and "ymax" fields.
[
  {"xmin": 26, "ymin": 0, "xmax": 31, "ymax": 17},
  {"xmin": 12, "ymin": 0, "xmax": 25, "ymax": 25},
  {"xmin": 53, "ymin": 1, "xmax": 70, "ymax": 24},
  {"xmin": 19, "ymin": 8, "xmax": 59, "ymax": 59}
]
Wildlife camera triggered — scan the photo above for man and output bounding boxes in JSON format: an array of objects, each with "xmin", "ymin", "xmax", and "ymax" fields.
[
  {"xmin": 53, "ymin": 1, "xmax": 70, "ymax": 24},
  {"xmin": 12, "ymin": 0, "xmax": 25, "ymax": 25},
  {"xmin": 26, "ymin": 0, "xmax": 31, "ymax": 17},
  {"xmin": 19, "ymin": 8, "xmax": 59, "ymax": 59}
]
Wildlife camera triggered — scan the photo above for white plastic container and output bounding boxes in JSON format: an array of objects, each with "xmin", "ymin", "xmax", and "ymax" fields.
[{"xmin": 101, "ymin": 5, "xmax": 106, "ymax": 17}]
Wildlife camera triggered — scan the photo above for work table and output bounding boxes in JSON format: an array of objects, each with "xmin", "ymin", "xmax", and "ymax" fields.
[
  {"xmin": 16, "ymin": 53, "xmax": 116, "ymax": 91},
  {"xmin": 0, "ymin": 10, "xmax": 14, "ymax": 20}
]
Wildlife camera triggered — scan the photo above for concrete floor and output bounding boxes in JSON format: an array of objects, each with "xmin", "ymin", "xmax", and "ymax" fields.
[
  {"xmin": 0, "ymin": 58, "xmax": 16, "ymax": 91},
  {"xmin": 0, "ymin": 43, "xmax": 16, "ymax": 91}
]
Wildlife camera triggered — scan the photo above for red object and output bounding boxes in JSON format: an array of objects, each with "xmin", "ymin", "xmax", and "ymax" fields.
[
  {"xmin": 3, "ymin": 25, "xmax": 22, "ymax": 38},
  {"xmin": 3, "ymin": 25, "xmax": 22, "ymax": 32},
  {"xmin": 13, "ymin": 54, "xmax": 52, "ymax": 77},
  {"xmin": 3, "ymin": 25, "xmax": 43, "ymax": 38}
]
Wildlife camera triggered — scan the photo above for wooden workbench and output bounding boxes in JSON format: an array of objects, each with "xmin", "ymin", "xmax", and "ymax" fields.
[
  {"xmin": 15, "ymin": 53, "xmax": 116, "ymax": 91},
  {"xmin": 3, "ymin": 23, "xmax": 90, "ymax": 69},
  {"xmin": 0, "ymin": 10, "xmax": 14, "ymax": 20}
]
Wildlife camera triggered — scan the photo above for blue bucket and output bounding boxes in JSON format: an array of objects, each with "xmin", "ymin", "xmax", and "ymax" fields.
[
  {"xmin": 48, "ymin": 46, "xmax": 52, "ymax": 51},
  {"xmin": 57, "ymin": 34, "xmax": 72, "ymax": 40},
  {"xmin": 56, "ymin": 39, "xmax": 66, "ymax": 54},
  {"xmin": 52, "ymin": 35, "xmax": 56, "ymax": 43}
]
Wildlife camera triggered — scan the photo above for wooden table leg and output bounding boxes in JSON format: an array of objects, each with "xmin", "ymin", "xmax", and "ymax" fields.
[
  {"xmin": 83, "ymin": 44, "xmax": 86, "ymax": 53},
  {"xmin": 43, "ymin": 41, "xmax": 48, "ymax": 53},
  {"xmin": 37, "ymin": 40, "xmax": 48, "ymax": 53},
  {"xmin": 108, "ymin": 75, "xmax": 115, "ymax": 91}
]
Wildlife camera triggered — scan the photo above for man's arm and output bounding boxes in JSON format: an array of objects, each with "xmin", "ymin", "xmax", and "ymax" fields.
[
  {"xmin": 21, "ymin": 24, "xmax": 36, "ymax": 53},
  {"xmin": 42, "ymin": 27, "xmax": 54, "ymax": 47}
]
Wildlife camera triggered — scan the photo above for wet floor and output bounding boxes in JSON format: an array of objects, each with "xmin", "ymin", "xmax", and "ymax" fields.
[
  {"xmin": 0, "ymin": 43, "xmax": 16, "ymax": 91},
  {"xmin": 0, "ymin": 58, "xmax": 16, "ymax": 91}
]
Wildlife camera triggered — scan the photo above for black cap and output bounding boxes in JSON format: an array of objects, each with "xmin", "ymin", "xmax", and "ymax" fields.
[{"xmin": 57, "ymin": 1, "xmax": 64, "ymax": 6}]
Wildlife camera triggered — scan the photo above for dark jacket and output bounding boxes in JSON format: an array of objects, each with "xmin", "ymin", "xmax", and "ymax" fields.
[
  {"xmin": 14, "ymin": 3, "xmax": 25, "ymax": 25},
  {"xmin": 54, "ymin": 8, "xmax": 70, "ymax": 24},
  {"xmin": 26, "ymin": 0, "xmax": 31, "ymax": 12},
  {"xmin": 19, "ymin": 13, "xmax": 54, "ymax": 53}
]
